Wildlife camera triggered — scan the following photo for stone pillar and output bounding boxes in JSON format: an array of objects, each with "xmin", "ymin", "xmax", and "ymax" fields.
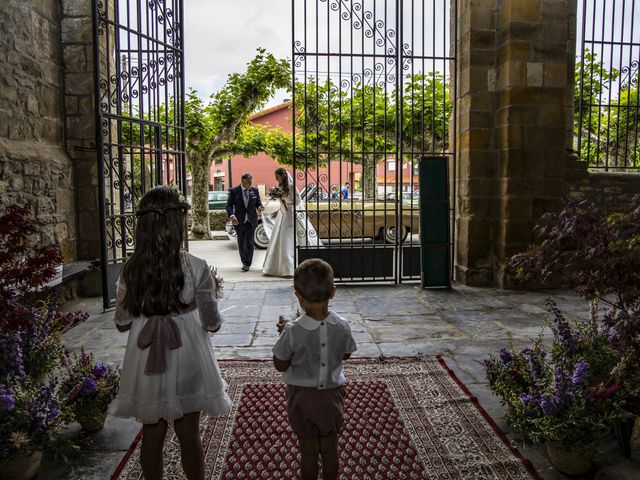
[
  {"xmin": 454, "ymin": 0, "xmax": 499, "ymax": 285},
  {"xmin": 0, "ymin": 0, "xmax": 76, "ymax": 261},
  {"xmin": 454, "ymin": 0, "xmax": 572, "ymax": 287},
  {"xmin": 61, "ymin": 0, "xmax": 101, "ymax": 261}
]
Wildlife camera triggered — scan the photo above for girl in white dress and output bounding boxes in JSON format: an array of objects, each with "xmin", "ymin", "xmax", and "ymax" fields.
[
  {"xmin": 262, "ymin": 168, "xmax": 322, "ymax": 277},
  {"xmin": 110, "ymin": 186, "xmax": 231, "ymax": 479}
]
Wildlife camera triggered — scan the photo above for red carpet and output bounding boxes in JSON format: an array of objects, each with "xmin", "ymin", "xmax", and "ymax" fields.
[{"xmin": 112, "ymin": 357, "xmax": 540, "ymax": 479}]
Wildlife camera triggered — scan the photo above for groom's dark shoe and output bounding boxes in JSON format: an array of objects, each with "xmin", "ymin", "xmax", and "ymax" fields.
[{"xmin": 241, "ymin": 265, "xmax": 250, "ymax": 272}]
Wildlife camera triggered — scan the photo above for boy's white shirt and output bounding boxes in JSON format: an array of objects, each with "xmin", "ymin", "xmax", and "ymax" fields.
[{"xmin": 273, "ymin": 311, "xmax": 357, "ymax": 390}]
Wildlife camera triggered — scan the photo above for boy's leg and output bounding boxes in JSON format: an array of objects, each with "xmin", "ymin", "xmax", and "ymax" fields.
[
  {"xmin": 319, "ymin": 433, "xmax": 339, "ymax": 480},
  {"xmin": 141, "ymin": 419, "xmax": 168, "ymax": 480},
  {"xmin": 174, "ymin": 412, "xmax": 205, "ymax": 480},
  {"xmin": 299, "ymin": 437, "xmax": 320, "ymax": 480}
]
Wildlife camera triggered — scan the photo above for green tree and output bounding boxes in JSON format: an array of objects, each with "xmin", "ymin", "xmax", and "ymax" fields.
[
  {"xmin": 574, "ymin": 49, "xmax": 640, "ymax": 170},
  {"xmin": 610, "ymin": 81, "xmax": 640, "ymax": 167},
  {"xmin": 574, "ymin": 49, "xmax": 620, "ymax": 166},
  {"xmin": 292, "ymin": 72, "xmax": 451, "ymax": 199},
  {"xmin": 186, "ymin": 49, "xmax": 291, "ymax": 238}
]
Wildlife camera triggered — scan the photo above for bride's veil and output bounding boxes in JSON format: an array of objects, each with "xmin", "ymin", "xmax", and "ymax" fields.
[
  {"xmin": 287, "ymin": 171, "xmax": 322, "ymax": 247},
  {"xmin": 261, "ymin": 171, "xmax": 322, "ymax": 248},
  {"xmin": 286, "ymin": 171, "xmax": 302, "ymax": 209}
]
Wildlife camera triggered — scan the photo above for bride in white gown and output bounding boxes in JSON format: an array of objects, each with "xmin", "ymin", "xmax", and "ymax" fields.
[{"xmin": 262, "ymin": 168, "xmax": 322, "ymax": 277}]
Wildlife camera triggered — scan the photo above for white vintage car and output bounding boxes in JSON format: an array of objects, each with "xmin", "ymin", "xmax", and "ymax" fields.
[{"xmin": 249, "ymin": 185, "xmax": 420, "ymax": 249}]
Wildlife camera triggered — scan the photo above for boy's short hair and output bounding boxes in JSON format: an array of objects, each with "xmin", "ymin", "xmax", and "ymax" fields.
[{"xmin": 294, "ymin": 259, "xmax": 334, "ymax": 302}]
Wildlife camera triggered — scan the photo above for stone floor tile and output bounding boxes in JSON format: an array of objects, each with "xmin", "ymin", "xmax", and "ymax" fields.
[
  {"xmin": 251, "ymin": 335, "xmax": 280, "ymax": 347},
  {"xmin": 377, "ymin": 341, "xmax": 446, "ymax": 356},
  {"xmin": 362, "ymin": 314, "xmax": 450, "ymax": 326},
  {"xmin": 211, "ymin": 333, "xmax": 253, "ymax": 347},
  {"xmin": 219, "ymin": 347, "xmax": 273, "ymax": 360},
  {"xmin": 351, "ymin": 330, "xmax": 375, "ymax": 343},
  {"xmin": 216, "ymin": 321, "xmax": 256, "ymax": 335},
  {"xmin": 368, "ymin": 325, "xmax": 458, "ymax": 343},
  {"xmin": 40, "ymin": 451, "xmax": 127, "ymax": 480},
  {"xmin": 217, "ymin": 304, "xmax": 263, "ymax": 317},
  {"xmin": 351, "ymin": 342, "xmax": 382, "ymax": 357}
]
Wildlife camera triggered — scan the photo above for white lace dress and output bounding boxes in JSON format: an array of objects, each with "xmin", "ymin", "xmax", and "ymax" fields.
[
  {"xmin": 262, "ymin": 191, "xmax": 297, "ymax": 277},
  {"xmin": 262, "ymin": 177, "xmax": 323, "ymax": 277},
  {"xmin": 110, "ymin": 252, "xmax": 232, "ymax": 424}
]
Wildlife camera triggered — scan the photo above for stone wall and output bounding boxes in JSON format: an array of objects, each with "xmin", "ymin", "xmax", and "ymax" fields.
[
  {"xmin": 564, "ymin": 156, "xmax": 640, "ymax": 213},
  {"xmin": 0, "ymin": 0, "xmax": 76, "ymax": 260},
  {"xmin": 61, "ymin": 0, "xmax": 101, "ymax": 261},
  {"xmin": 454, "ymin": 0, "xmax": 572, "ymax": 287}
]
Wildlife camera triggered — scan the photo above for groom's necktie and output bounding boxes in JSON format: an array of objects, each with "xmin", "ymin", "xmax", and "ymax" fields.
[{"xmin": 242, "ymin": 189, "xmax": 250, "ymax": 224}]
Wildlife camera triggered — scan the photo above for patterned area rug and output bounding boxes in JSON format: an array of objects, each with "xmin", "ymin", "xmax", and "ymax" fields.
[{"xmin": 112, "ymin": 357, "xmax": 540, "ymax": 479}]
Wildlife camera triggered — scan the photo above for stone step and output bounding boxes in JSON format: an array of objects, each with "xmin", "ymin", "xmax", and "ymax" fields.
[{"xmin": 212, "ymin": 230, "xmax": 230, "ymax": 240}]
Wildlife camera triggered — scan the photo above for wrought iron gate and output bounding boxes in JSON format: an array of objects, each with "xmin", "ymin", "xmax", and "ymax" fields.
[
  {"xmin": 93, "ymin": 0, "xmax": 186, "ymax": 308},
  {"xmin": 576, "ymin": 0, "xmax": 640, "ymax": 171},
  {"xmin": 292, "ymin": 0, "xmax": 456, "ymax": 283}
]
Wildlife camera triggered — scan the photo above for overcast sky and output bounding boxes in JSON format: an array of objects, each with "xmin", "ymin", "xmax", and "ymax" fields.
[
  {"xmin": 180, "ymin": 0, "xmax": 639, "ymax": 107},
  {"xmin": 184, "ymin": 0, "xmax": 291, "ymax": 106}
]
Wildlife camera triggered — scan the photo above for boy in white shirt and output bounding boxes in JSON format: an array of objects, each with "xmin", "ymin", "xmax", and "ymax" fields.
[{"xmin": 273, "ymin": 259, "xmax": 357, "ymax": 480}]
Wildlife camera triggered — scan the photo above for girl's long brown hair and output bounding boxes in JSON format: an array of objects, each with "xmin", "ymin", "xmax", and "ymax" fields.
[{"xmin": 120, "ymin": 186, "xmax": 188, "ymax": 317}]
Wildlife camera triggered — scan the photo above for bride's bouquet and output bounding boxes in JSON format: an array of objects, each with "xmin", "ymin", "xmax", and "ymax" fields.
[{"xmin": 267, "ymin": 186, "xmax": 286, "ymax": 201}]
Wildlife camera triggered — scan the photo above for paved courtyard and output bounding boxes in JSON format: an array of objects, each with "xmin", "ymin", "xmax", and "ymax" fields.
[{"xmin": 42, "ymin": 273, "xmax": 634, "ymax": 480}]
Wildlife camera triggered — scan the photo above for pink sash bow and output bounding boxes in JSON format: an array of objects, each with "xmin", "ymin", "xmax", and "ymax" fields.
[{"xmin": 137, "ymin": 303, "xmax": 197, "ymax": 375}]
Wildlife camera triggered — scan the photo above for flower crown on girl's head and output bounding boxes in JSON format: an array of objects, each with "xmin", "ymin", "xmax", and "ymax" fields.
[{"xmin": 135, "ymin": 184, "xmax": 190, "ymax": 217}]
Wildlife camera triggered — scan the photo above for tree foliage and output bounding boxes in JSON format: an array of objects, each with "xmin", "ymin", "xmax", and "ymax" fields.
[
  {"xmin": 186, "ymin": 49, "xmax": 291, "ymax": 238},
  {"xmin": 292, "ymin": 72, "xmax": 451, "ymax": 198},
  {"xmin": 574, "ymin": 49, "xmax": 640, "ymax": 170}
]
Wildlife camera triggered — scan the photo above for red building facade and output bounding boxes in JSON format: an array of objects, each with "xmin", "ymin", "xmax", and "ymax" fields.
[{"xmin": 208, "ymin": 101, "xmax": 418, "ymax": 197}]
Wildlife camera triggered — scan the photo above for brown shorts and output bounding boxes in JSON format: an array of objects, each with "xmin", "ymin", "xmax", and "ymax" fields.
[{"xmin": 286, "ymin": 385, "xmax": 346, "ymax": 439}]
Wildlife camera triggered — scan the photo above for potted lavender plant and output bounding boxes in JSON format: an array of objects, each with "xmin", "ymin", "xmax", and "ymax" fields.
[
  {"xmin": 508, "ymin": 195, "xmax": 640, "ymax": 458},
  {"xmin": 0, "ymin": 380, "xmax": 61, "ymax": 479},
  {"xmin": 59, "ymin": 349, "xmax": 120, "ymax": 432},
  {"xmin": 0, "ymin": 205, "xmax": 87, "ymax": 479},
  {"xmin": 485, "ymin": 300, "xmax": 622, "ymax": 475}
]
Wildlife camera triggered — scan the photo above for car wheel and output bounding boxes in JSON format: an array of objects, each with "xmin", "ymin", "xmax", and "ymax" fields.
[
  {"xmin": 383, "ymin": 226, "xmax": 409, "ymax": 244},
  {"xmin": 254, "ymin": 223, "xmax": 270, "ymax": 249}
]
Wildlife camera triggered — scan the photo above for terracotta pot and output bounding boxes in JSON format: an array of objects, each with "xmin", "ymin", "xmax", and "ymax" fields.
[
  {"xmin": 631, "ymin": 417, "xmax": 640, "ymax": 461},
  {"xmin": 4, "ymin": 450, "xmax": 43, "ymax": 480},
  {"xmin": 614, "ymin": 410, "xmax": 639, "ymax": 458},
  {"xmin": 77, "ymin": 410, "xmax": 107, "ymax": 432},
  {"xmin": 545, "ymin": 441, "xmax": 595, "ymax": 476}
]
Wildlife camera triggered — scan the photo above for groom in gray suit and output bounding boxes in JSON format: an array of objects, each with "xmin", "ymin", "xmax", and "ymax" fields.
[{"xmin": 226, "ymin": 172, "xmax": 264, "ymax": 271}]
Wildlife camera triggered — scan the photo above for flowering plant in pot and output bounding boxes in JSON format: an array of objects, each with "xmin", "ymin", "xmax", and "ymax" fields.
[
  {"xmin": 509, "ymin": 195, "xmax": 640, "ymax": 455},
  {"xmin": 0, "ymin": 205, "xmax": 87, "ymax": 479},
  {"xmin": 0, "ymin": 205, "xmax": 87, "ymax": 382},
  {"xmin": 0, "ymin": 380, "xmax": 62, "ymax": 478},
  {"xmin": 485, "ymin": 301, "xmax": 622, "ymax": 475},
  {"xmin": 59, "ymin": 349, "xmax": 120, "ymax": 432}
]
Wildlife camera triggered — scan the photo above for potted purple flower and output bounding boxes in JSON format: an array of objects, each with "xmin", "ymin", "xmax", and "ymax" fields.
[
  {"xmin": 484, "ymin": 300, "xmax": 623, "ymax": 475},
  {"xmin": 59, "ymin": 349, "xmax": 120, "ymax": 432},
  {"xmin": 0, "ymin": 205, "xmax": 87, "ymax": 479},
  {"xmin": 0, "ymin": 380, "xmax": 61, "ymax": 480},
  {"xmin": 508, "ymin": 196, "xmax": 640, "ymax": 456}
]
